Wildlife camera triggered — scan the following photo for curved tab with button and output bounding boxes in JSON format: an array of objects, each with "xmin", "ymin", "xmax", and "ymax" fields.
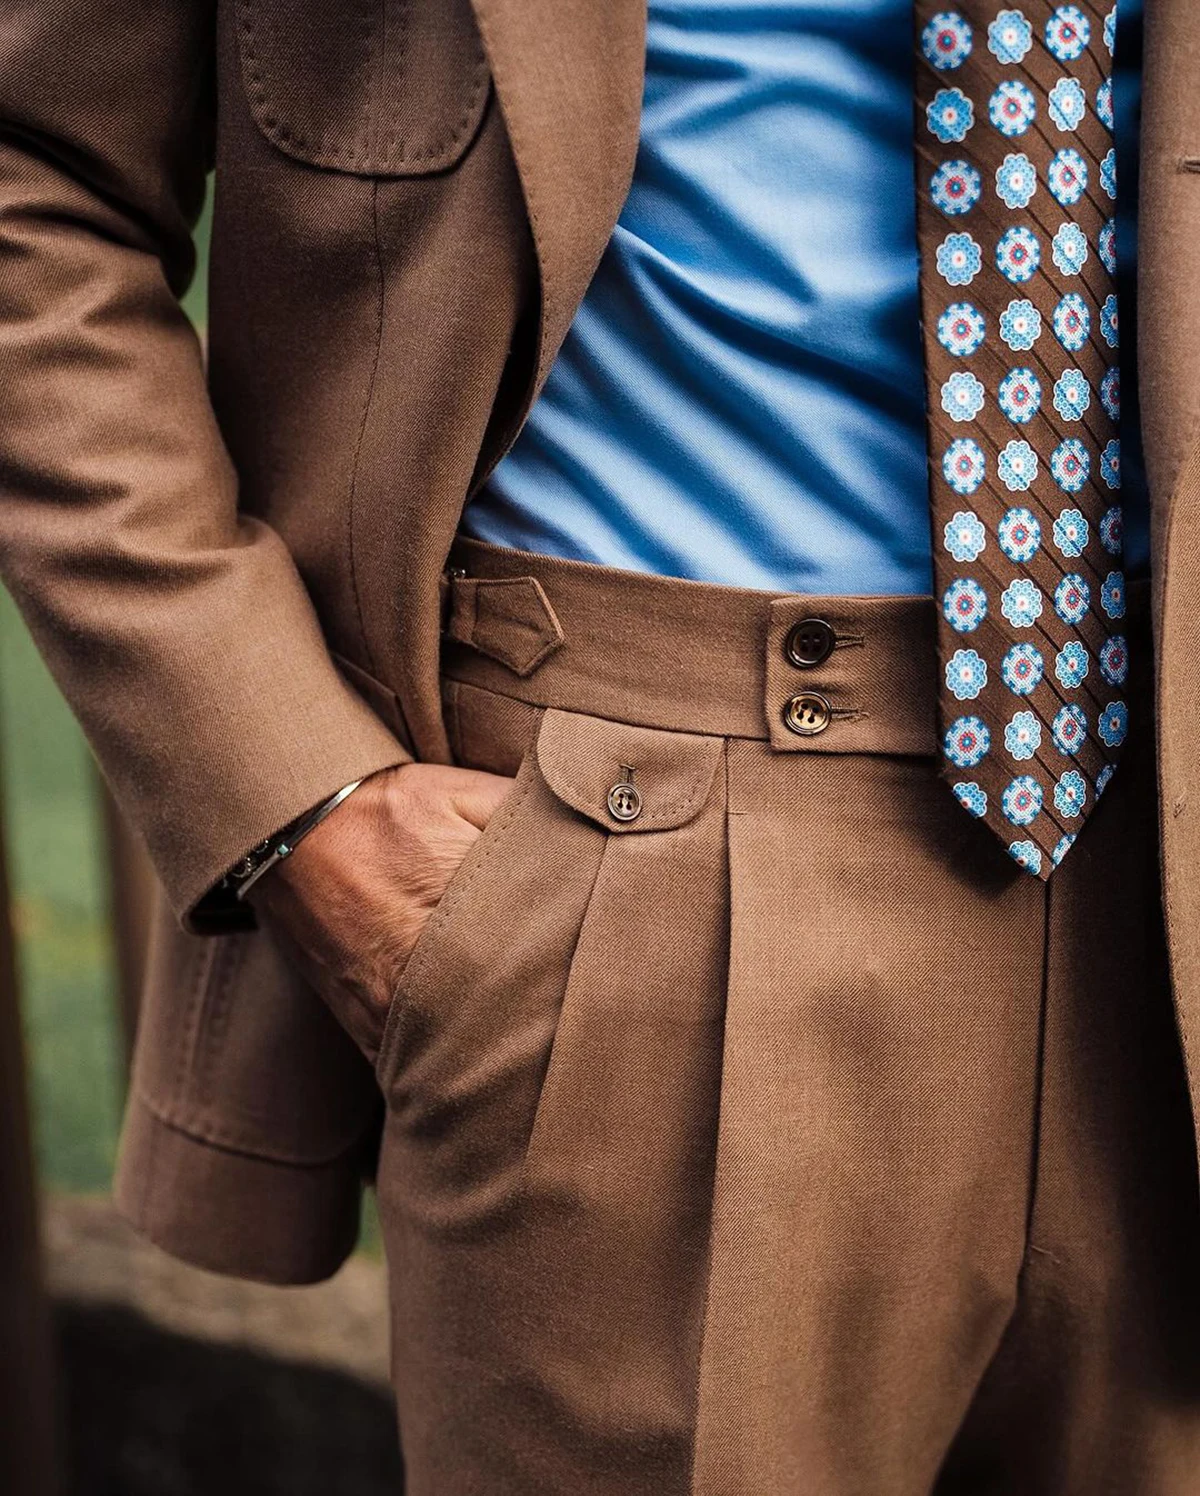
[{"xmin": 536, "ymin": 708, "xmax": 723, "ymax": 834}]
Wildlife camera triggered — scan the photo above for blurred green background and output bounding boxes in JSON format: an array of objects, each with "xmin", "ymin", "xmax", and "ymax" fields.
[{"xmin": 2, "ymin": 193, "xmax": 212, "ymax": 1194}]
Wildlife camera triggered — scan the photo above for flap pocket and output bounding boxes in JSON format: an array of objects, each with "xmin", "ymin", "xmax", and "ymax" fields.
[
  {"xmin": 235, "ymin": 0, "xmax": 492, "ymax": 177},
  {"xmin": 331, "ymin": 650, "xmax": 414, "ymax": 755},
  {"xmin": 536, "ymin": 709, "xmax": 723, "ymax": 834}
]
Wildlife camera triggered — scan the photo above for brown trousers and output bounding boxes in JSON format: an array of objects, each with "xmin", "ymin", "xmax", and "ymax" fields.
[{"xmin": 373, "ymin": 539, "xmax": 1200, "ymax": 1495}]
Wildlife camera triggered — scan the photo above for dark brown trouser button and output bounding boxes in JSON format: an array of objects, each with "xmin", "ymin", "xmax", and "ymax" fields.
[
  {"xmin": 785, "ymin": 618, "xmax": 836, "ymax": 668},
  {"xmin": 783, "ymin": 692, "xmax": 832, "ymax": 736}
]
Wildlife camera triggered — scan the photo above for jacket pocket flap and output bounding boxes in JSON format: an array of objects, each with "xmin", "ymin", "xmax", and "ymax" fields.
[{"xmin": 536, "ymin": 709, "xmax": 722, "ymax": 834}]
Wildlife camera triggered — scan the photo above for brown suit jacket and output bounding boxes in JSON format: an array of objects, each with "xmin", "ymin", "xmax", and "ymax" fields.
[{"xmin": 1, "ymin": 0, "xmax": 1198, "ymax": 1282}]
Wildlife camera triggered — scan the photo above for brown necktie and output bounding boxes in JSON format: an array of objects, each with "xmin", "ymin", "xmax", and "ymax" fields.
[{"xmin": 914, "ymin": 2, "xmax": 1126, "ymax": 877}]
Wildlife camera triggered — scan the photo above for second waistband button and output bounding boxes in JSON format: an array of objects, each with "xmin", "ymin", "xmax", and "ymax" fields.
[{"xmin": 783, "ymin": 692, "xmax": 832, "ymax": 737}]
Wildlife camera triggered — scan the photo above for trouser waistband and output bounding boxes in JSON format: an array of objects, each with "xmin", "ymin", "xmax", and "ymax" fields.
[{"xmin": 444, "ymin": 537, "xmax": 1151, "ymax": 757}]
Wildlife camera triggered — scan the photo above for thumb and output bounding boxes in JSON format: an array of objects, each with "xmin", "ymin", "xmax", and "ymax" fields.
[{"xmin": 449, "ymin": 767, "xmax": 519, "ymax": 831}]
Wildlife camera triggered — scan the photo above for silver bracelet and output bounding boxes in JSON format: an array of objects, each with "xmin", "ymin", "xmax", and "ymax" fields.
[{"xmin": 227, "ymin": 778, "xmax": 364, "ymax": 902}]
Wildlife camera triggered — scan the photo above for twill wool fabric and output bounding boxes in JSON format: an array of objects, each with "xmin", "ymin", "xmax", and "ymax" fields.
[{"xmin": 915, "ymin": 1, "xmax": 1128, "ymax": 878}]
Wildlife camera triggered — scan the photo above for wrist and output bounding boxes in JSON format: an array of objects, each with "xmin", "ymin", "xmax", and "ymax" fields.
[{"xmin": 222, "ymin": 778, "xmax": 365, "ymax": 903}]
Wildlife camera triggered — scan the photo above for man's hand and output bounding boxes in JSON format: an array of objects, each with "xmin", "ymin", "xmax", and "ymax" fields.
[{"xmin": 247, "ymin": 762, "xmax": 516, "ymax": 1062}]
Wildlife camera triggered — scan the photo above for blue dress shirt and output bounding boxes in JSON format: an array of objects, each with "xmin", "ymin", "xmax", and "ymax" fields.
[{"xmin": 464, "ymin": 0, "xmax": 1147, "ymax": 593}]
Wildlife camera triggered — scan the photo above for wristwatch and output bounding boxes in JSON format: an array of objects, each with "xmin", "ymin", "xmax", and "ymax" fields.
[{"xmin": 221, "ymin": 778, "xmax": 364, "ymax": 902}]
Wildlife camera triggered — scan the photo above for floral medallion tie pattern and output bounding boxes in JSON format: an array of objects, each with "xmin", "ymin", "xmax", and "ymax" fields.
[{"xmin": 915, "ymin": 1, "xmax": 1126, "ymax": 877}]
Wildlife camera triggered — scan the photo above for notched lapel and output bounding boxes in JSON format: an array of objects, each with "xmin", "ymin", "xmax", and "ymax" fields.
[{"xmin": 468, "ymin": 0, "xmax": 648, "ymax": 392}]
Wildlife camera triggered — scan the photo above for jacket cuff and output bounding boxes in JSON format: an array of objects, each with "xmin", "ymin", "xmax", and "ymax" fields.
[{"xmin": 114, "ymin": 1088, "xmax": 370, "ymax": 1285}]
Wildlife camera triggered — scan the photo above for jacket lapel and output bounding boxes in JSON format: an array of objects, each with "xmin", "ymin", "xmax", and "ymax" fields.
[
  {"xmin": 469, "ymin": 0, "xmax": 647, "ymax": 395},
  {"xmin": 1137, "ymin": 0, "xmax": 1200, "ymax": 607}
]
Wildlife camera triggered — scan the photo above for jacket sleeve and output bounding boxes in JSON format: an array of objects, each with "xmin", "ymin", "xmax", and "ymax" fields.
[{"xmin": 0, "ymin": 2, "xmax": 410, "ymax": 930}]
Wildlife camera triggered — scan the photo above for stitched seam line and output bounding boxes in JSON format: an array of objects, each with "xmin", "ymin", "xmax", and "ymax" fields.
[
  {"xmin": 191, "ymin": 938, "xmax": 246, "ymax": 1110},
  {"xmin": 175, "ymin": 937, "xmax": 219, "ymax": 1106},
  {"xmin": 235, "ymin": 0, "xmax": 489, "ymax": 171},
  {"xmin": 346, "ymin": 179, "xmax": 386, "ymax": 676},
  {"xmin": 374, "ymin": 748, "xmax": 542, "ymax": 1082},
  {"xmin": 519, "ymin": 828, "xmax": 613, "ymax": 1175},
  {"xmin": 132, "ymin": 1087, "xmax": 375, "ymax": 1170},
  {"xmin": 407, "ymin": 771, "xmax": 535, "ymax": 996}
]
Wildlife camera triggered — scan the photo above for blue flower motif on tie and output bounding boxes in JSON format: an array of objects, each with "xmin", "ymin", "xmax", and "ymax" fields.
[
  {"xmin": 937, "ymin": 303, "xmax": 986, "ymax": 356},
  {"xmin": 1100, "ymin": 148, "xmax": 1117, "ymax": 200},
  {"xmin": 953, "ymin": 781, "xmax": 988, "ymax": 817},
  {"xmin": 1003, "ymin": 775, "xmax": 1043, "ymax": 826},
  {"xmin": 946, "ymin": 648, "xmax": 988, "ymax": 700},
  {"xmin": 1052, "ymin": 703, "xmax": 1088, "ymax": 754},
  {"xmin": 1005, "ymin": 711, "xmax": 1042, "ymax": 761},
  {"xmin": 1054, "ymin": 770, "xmax": 1088, "ymax": 818},
  {"xmin": 1100, "ymin": 634, "xmax": 1129, "ymax": 686},
  {"xmin": 1054, "ymin": 573, "xmax": 1090, "ymax": 625},
  {"xmin": 937, "ymin": 232, "xmax": 983, "ymax": 285},
  {"xmin": 1100, "ymin": 505, "xmax": 1123, "ymax": 553},
  {"xmin": 923, "ymin": 12, "xmax": 973, "ymax": 69},
  {"xmin": 998, "ymin": 506, "xmax": 1041, "ymax": 561},
  {"xmin": 1001, "ymin": 578, "xmax": 1043, "ymax": 627},
  {"xmin": 1048, "ymin": 148, "xmax": 1088, "ymax": 205},
  {"xmin": 996, "ymin": 153, "xmax": 1037, "ymax": 209},
  {"xmin": 1101, "ymin": 439, "xmax": 1121, "ymax": 490},
  {"xmin": 943, "ymin": 510, "xmax": 986, "ymax": 561},
  {"xmin": 996, "ymin": 227, "xmax": 1040, "ymax": 283},
  {"xmin": 1049, "ymin": 78, "xmax": 1087, "ymax": 131},
  {"xmin": 1009, "ymin": 840, "xmax": 1043, "ymax": 875},
  {"xmin": 1104, "ymin": 7, "xmax": 1117, "ymax": 54},
  {"xmin": 1100, "ymin": 367, "xmax": 1120, "ymax": 420},
  {"xmin": 931, "ymin": 160, "xmax": 982, "ymax": 216},
  {"xmin": 1098, "ymin": 701, "xmax": 1128, "ymax": 748},
  {"xmin": 927, "ymin": 87, "xmax": 975, "ymax": 142},
  {"xmin": 990, "ymin": 80, "xmax": 1037, "ymax": 137},
  {"xmin": 1052, "ymin": 833, "xmax": 1077, "ymax": 867},
  {"xmin": 944, "ymin": 577, "xmax": 988, "ymax": 632},
  {"xmin": 1096, "ymin": 763, "xmax": 1116, "ymax": 796},
  {"xmin": 1053, "ymin": 368, "xmax": 1091, "ymax": 420},
  {"xmin": 1101, "ymin": 294, "xmax": 1119, "ymax": 348},
  {"xmin": 1002, "ymin": 642, "xmax": 1045, "ymax": 696},
  {"xmin": 1053, "ymin": 293, "xmax": 1090, "ymax": 351},
  {"xmin": 1052, "ymin": 507, "xmax": 1089, "ymax": 556},
  {"xmin": 942, "ymin": 371, "xmax": 986, "ymax": 421},
  {"xmin": 1051, "ymin": 440, "xmax": 1090, "ymax": 494},
  {"xmin": 944, "ymin": 715, "xmax": 991, "ymax": 767},
  {"xmin": 1052, "ymin": 222, "xmax": 1089, "ymax": 275},
  {"xmin": 988, "ymin": 9, "xmax": 1033, "ymax": 63},
  {"xmin": 1045, "ymin": 6, "xmax": 1090, "ymax": 60},
  {"xmin": 998, "ymin": 439, "xmax": 1038, "ymax": 491},
  {"xmin": 998, "ymin": 368, "xmax": 1041, "ymax": 424},
  {"xmin": 1101, "ymin": 570, "xmax": 1126, "ymax": 620},
  {"xmin": 1055, "ymin": 641, "xmax": 1090, "ymax": 688},
  {"xmin": 944, "ymin": 438, "xmax": 987, "ymax": 494},
  {"xmin": 1000, "ymin": 299, "xmax": 1041, "ymax": 350},
  {"xmin": 1097, "ymin": 78, "xmax": 1114, "ymax": 130},
  {"xmin": 1099, "ymin": 219, "xmax": 1117, "ymax": 273}
]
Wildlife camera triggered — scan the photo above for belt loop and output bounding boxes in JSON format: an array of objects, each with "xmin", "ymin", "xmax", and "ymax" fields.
[
  {"xmin": 439, "ymin": 566, "xmax": 467, "ymax": 632},
  {"xmin": 442, "ymin": 572, "xmax": 565, "ymax": 678}
]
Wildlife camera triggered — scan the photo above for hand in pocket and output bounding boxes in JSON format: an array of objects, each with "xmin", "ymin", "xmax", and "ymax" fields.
[{"xmin": 248, "ymin": 762, "xmax": 516, "ymax": 1062}]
